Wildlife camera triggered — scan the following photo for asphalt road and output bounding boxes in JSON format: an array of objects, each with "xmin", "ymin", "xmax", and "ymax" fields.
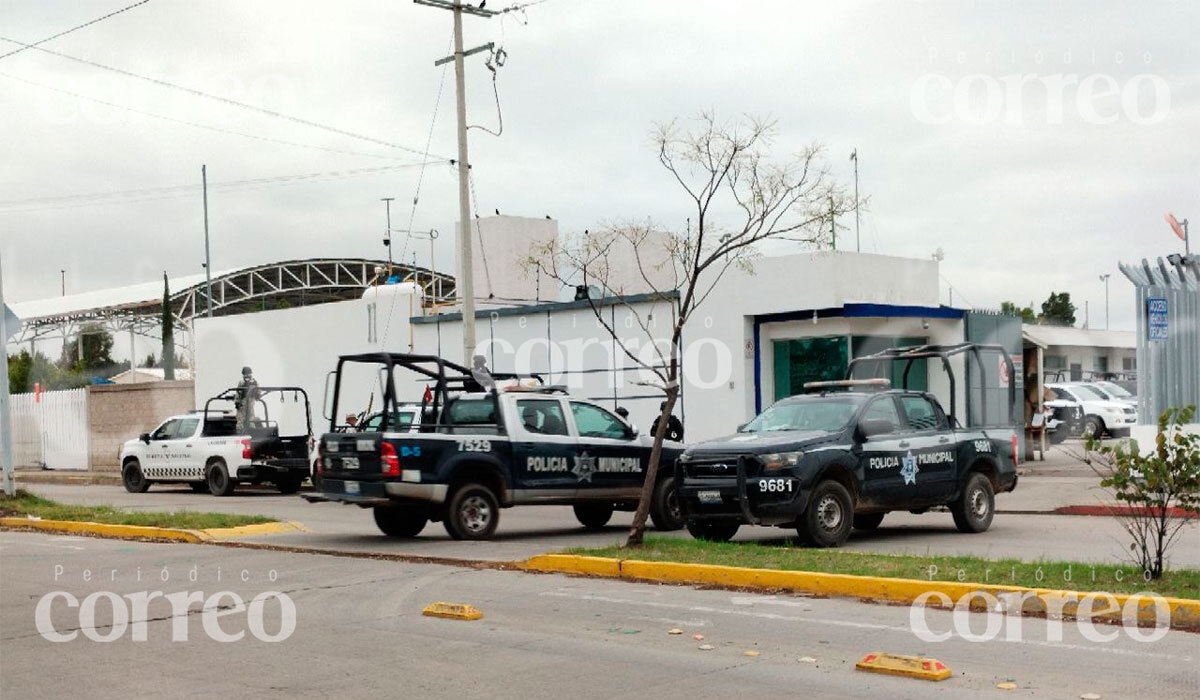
[
  {"xmin": 1, "ymin": 530, "xmax": 1195, "ymax": 700},
  {"xmin": 22, "ymin": 482, "xmax": 1200, "ymax": 567}
]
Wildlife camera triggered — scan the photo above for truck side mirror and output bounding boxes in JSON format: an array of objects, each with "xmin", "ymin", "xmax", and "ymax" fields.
[
  {"xmin": 628, "ymin": 424, "xmax": 639, "ymax": 439},
  {"xmin": 139, "ymin": 433, "xmax": 151, "ymax": 444},
  {"xmin": 857, "ymin": 418, "xmax": 895, "ymax": 441}
]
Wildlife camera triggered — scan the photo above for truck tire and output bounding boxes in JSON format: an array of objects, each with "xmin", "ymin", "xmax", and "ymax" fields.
[
  {"xmin": 797, "ymin": 480, "xmax": 854, "ymax": 547},
  {"xmin": 1082, "ymin": 416, "xmax": 1106, "ymax": 439},
  {"xmin": 686, "ymin": 519, "xmax": 740, "ymax": 542},
  {"xmin": 443, "ymin": 483, "xmax": 500, "ymax": 540},
  {"xmin": 373, "ymin": 506, "xmax": 427, "ymax": 538},
  {"xmin": 122, "ymin": 460, "xmax": 150, "ymax": 493},
  {"xmin": 275, "ymin": 475, "xmax": 304, "ymax": 494},
  {"xmin": 852, "ymin": 512, "xmax": 885, "ymax": 531},
  {"xmin": 951, "ymin": 472, "xmax": 994, "ymax": 533},
  {"xmin": 573, "ymin": 503, "xmax": 614, "ymax": 529},
  {"xmin": 649, "ymin": 476, "xmax": 685, "ymax": 531},
  {"xmin": 206, "ymin": 459, "xmax": 237, "ymax": 497}
]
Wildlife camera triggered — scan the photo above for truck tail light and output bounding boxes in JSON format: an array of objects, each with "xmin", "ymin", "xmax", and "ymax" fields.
[
  {"xmin": 241, "ymin": 438, "xmax": 252, "ymax": 460},
  {"xmin": 1011, "ymin": 434, "xmax": 1019, "ymax": 467},
  {"xmin": 381, "ymin": 441, "xmax": 400, "ymax": 477},
  {"xmin": 315, "ymin": 441, "xmax": 324, "ymax": 478}
]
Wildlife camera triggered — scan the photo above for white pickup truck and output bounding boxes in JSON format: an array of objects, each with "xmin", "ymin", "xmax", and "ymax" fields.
[{"xmin": 119, "ymin": 386, "xmax": 314, "ymax": 496}]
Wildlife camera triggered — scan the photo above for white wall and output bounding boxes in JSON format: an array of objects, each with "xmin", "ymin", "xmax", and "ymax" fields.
[{"xmin": 460, "ymin": 215, "xmax": 557, "ymax": 304}]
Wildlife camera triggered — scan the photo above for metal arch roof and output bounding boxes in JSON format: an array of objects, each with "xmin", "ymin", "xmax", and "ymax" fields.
[{"xmin": 11, "ymin": 257, "xmax": 456, "ymax": 329}]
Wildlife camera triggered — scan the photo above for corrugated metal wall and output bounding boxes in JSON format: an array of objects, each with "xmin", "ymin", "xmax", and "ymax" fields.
[
  {"xmin": 1120, "ymin": 257, "xmax": 1200, "ymax": 423},
  {"xmin": 9, "ymin": 388, "xmax": 90, "ymax": 470}
]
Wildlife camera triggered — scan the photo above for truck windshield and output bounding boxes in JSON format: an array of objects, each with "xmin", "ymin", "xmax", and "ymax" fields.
[
  {"xmin": 741, "ymin": 397, "xmax": 862, "ymax": 433},
  {"xmin": 1096, "ymin": 381, "xmax": 1132, "ymax": 398}
]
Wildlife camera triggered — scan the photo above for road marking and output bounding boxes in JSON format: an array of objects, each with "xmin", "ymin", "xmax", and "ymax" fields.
[
  {"xmin": 541, "ymin": 590, "xmax": 1193, "ymax": 661},
  {"xmin": 730, "ymin": 595, "xmax": 813, "ymax": 609}
]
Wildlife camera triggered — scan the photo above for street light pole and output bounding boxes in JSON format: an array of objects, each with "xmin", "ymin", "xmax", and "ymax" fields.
[
  {"xmin": 0, "ymin": 252, "xmax": 14, "ymax": 496},
  {"xmin": 202, "ymin": 164, "xmax": 212, "ymax": 317},
  {"xmin": 382, "ymin": 197, "xmax": 395, "ymax": 276},
  {"xmin": 1099, "ymin": 273, "xmax": 1111, "ymax": 330},
  {"xmin": 850, "ymin": 148, "xmax": 860, "ymax": 253}
]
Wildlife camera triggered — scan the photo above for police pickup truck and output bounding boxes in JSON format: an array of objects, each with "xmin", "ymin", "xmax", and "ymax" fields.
[
  {"xmin": 119, "ymin": 386, "xmax": 314, "ymax": 496},
  {"xmin": 307, "ymin": 353, "xmax": 686, "ymax": 539},
  {"xmin": 677, "ymin": 344, "xmax": 1020, "ymax": 547}
]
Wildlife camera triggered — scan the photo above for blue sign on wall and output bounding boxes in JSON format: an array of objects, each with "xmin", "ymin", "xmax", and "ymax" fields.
[{"xmin": 1147, "ymin": 297, "xmax": 1168, "ymax": 341}]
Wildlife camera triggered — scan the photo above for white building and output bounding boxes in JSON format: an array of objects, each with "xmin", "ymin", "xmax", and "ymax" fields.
[{"xmin": 1021, "ymin": 325, "xmax": 1136, "ymax": 381}]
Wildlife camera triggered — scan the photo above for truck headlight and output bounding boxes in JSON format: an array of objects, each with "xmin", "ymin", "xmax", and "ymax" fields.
[{"xmin": 761, "ymin": 452, "xmax": 802, "ymax": 471}]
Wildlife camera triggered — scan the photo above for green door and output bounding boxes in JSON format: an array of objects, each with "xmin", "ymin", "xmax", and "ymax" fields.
[{"xmin": 772, "ymin": 336, "xmax": 849, "ymax": 400}]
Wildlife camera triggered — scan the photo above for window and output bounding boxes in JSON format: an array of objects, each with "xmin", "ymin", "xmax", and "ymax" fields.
[
  {"xmin": 1044, "ymin": 355, "xmax": 1067, "ymax": 370},
  {"xmin": 150, "ymin": 419, "xmax": 180, "ymax": 441},
  {"xmin": 518, "ymin": 399, "xmax": 569, "ymax": 436},
  {"xmin": 1094, "ymin": 356, "xmax": 1109, "ymax": 373},
  {"xmin": 363, "ymin": 410, "xmax": 417, "ymax": 432},
  {"xmin": 1122, "ymin": 357, "xmax": 1135, "ymax": 371},
  {"xmin": 203, "ymin": 417, "xmax": 238, "ymax": 437},
  {"xmin": 175, "ymin": 418, "xmax": 200, "ymax": 439},
  {"xmin": 1072, "ymin": 384, "xmax": 1107, "ymax": 401},
  {"xmin": 446, "ymin": 399, "xmax": 496, "ymax": 425},
  {"xmin": 772, "ymin": 336, "xmax": 848, "ymax": 400},
  {"xmin": 899, "ymin": 396, "xmax": 944, "ymax": 431},
  {"xmin": 1049, "ymin": 387, "xmax": 1072, "ymax": 401},
  {"xmin": 742, "ymin": 397, "xmax": 862, "ymax": 433},
  {"xmin": 861, "ymin": 397, "xmax": 901, "ymax": 432},
  {"xmin": 570, "ymin": 402, "xmax": 629, "ymax": 440}
]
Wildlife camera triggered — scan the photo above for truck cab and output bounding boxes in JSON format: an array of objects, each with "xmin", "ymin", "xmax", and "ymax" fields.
[{"xmin": 306, "ymin": 353, "xmax": 685, "ymax": 539}]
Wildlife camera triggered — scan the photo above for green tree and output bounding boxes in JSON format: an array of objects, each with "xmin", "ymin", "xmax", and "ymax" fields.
[
  {"xmin": 162, "ymin": 273, "xmax": 175, "ymax": 381},
  {"xmin": 1039, "ymin": 291, "xmax": 1076, "ymax": 327},
  {"xmin": 58, "ymin": 323, "xmax": 115, "ymax": 372},
  {"xmin": 7, "ymin": 350, "xmax": 32, "ymax": 393},
  {"xmin": 1000, "ymin": 301, "xmax": 1037, "ymax": 323}
]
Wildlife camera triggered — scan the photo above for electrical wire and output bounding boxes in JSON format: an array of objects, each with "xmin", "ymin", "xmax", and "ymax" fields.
[
  {"xmin": 0, "ymin": 0, "xmax": 153, "ymax": 62},
  {"xmin": 0, "ymin": 71, "xmax": 419, "ymax": 162},
  {"xmin": 468, "ymin": 171, "xmax": 495, "ymax": 296},
  {"xmin": 0, "ymin": 36, "xmax": 446, "ymax": 160},
  {"xmin": 0, "ymin": 163, "xmax": 446, "ymax": 214}
]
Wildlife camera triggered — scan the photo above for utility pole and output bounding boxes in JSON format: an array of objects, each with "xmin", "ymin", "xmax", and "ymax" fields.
[
  {"xmin": 850, "ymin": 148, "xmax": 860, "ymax": 253},
  {"xmin": 202, "ymin": 165, "xmax": 212, "ymax": 317},
  {"xmin": 415, "ymin": 0, "xmax": 496, "ymax": 364},
  {"xmin": 381, "ymin": 197, "xmax": 395, "ymax": 276},
  {"xmin": 1099, "ymin": 273, "xmax": 1111, "ymax": 330},
  {"xmin": 828, "ymin": 196, "xmax": 836, "ymax": 250},
  {"xmin": 1, "ymin": 252, "xmax": 14, "ymax": 496}
]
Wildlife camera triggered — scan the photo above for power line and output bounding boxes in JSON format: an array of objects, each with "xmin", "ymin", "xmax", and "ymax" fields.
[
  {"xmin": 0, "ymin": 0, "xmax": 153, "ymax": 62},
  {"xmin": 0, "ymin": 163, "xmax": 446, "ymax": 214},
  {"xmin": 0, "ymin": 36, "xmax": 447, "ymax": 160},
  {"xmin": 0, "ymin": 71, "xmax": 420, "ymax": 162}
]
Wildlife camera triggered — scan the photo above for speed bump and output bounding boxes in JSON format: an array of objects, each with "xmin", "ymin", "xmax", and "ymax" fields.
[
  {"xmin": 422, "ymin": 602, "xmax": 483, "ymax": 621},
  {"xmin": 855, "ymin": 652, "xmax": 952, "ymax": 681}
]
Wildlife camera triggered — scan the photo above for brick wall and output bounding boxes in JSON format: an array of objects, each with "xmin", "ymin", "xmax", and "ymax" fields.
[{"xmin": 88, "ymin": 380, "xmax": 195, "ymax": 471}]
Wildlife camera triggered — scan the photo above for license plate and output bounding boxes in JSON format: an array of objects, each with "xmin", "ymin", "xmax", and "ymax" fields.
[
  {"xmin": 697, "ymin": 490, "xmax": 722, "ymax": 504},
  {"xmin": 340, "ymin": 456, "xmax": 360, "ymax": 470},
  {"xmin": 343, "ymin": 480, "xmax": 360, "ymax": 495}
]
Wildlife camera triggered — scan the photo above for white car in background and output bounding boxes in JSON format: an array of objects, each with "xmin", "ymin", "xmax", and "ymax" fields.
[
  {"xmin": 1087, "ymin": 380, "xmax": 1138, "ymax": 407},
  {"xmin": 1047, "ymin": 382, "xmax": 1137, "ymax": 438}
]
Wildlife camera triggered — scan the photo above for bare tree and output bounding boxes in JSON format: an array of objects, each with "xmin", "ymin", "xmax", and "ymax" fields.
[{"xmin": 525, "ymin": 113, "xmax": 852, "ymax": 547}]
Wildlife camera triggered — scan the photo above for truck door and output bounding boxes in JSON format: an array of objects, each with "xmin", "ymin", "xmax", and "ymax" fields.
[
  {"xmin": 568, "ymin": 401, "xmax": 645, "ymax": 501},
  {"xmin": 896, "ymin": 395, "xmax": 957, "ymax": 501},
  {"xmin": 511, "ymin": 398, "xmax": 578, "ymax": 500},
  {"xmin": 143, "ymin": 418, "xmax": 181, "ymax": 479},
  {"xmin": 172, "ymin": 416, "xmax": 203, "ymax": 480},
  {"xmin": 855, "ymin": 396, "xmax": 912, "ymax": 506}
]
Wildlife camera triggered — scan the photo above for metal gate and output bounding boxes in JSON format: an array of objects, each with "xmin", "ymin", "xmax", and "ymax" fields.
[
  {"xmin": 9, "ymin": 388, "xmax": 90, "ymax": 470},
  {"xmin": 1120, "ymin": 255, "xmax": 1200, "ymax": 423}
]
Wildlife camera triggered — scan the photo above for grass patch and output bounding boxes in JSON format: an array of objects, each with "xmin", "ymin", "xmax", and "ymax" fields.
[
  {"xmin": 567, "ymin": 537, "xmax": 1200, "ymax": 600},
  {"xmin": 0, "ymin": 489, "xmax": 273, "ymax": 530}
]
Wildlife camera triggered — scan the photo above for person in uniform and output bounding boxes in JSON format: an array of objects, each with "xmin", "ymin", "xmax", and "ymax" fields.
[
  {"xmin": 650, "ymin": 401, "xmax": 684, "ymax": 442},
  {"xmin": 234, "ymin": 366, "xmax": 260, "ymax": 433}
]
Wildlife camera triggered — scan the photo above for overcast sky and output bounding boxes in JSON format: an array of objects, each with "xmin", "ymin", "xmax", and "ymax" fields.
[{"xmin": 1, "ymin": 0, "xmax": 1196, "ymax": 331}]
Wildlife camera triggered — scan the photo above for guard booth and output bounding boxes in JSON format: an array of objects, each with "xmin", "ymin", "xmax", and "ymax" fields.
[{"xmin": 1120, "ymin": 255, "xmax": 1200, "ymax": 425}]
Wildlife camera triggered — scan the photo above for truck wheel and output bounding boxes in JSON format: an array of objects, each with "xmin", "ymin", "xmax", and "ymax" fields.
[
  {"xmin": 206, "ymin": 459, "xmax": 237, "ymax": 497},
  {"xmin": 951, "ymin": 472, "xmax": 994, "ymax": 533},
  {"xmin": 685, "ymin": 520, "xmax": 740, "ymax": 542},
  {"xmin": 443, "ymin": 483, "xmax": 500, "ymax": 540},
  {"xmin": 573, "ymin": 503, "xmax": 614, "ymax": 529},
  {"xmin": 797, "ymin": 480, "xmax": 853, "ymax": 547},
  {"xmin": 373, "ymin": 506, "xmax": 427, "ymax": 538},
  {"xmin": 188, "ymin": 482, "xmax": 208, "ymax": 493},
  {"xmin": 122, "ymin": 460, "xmax": 150, "ymax": 493},
  {"xmin": 852, "ymin": 512, "xmax": 885, "ymax": 531},
  {"xmin": 275, "ymin": 475, "xmax": 303, "ymax": 494},
  {"xmin": 649, "ymin": 476, "xmax": 685, "ymax": 531},
  {"xmin": 1082, "ymin": 416, "xmax": 1106, "ymax": 439}
]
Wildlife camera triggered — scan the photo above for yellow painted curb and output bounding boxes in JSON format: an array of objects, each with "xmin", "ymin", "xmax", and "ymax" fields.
[
  {"xmin": 522, "ymin": 554, "xmax": 1200, "ymax": 629},
  {"xmin": 199, "ymin": 521, "xmax": 310, "ymax": 540},
  {"xmin": 0, "ymin": 517, "xmax": 205, "ymax": 542},
  {"xmin": 0, "ymin": 517, "xmax": 308, "ymax": 543}
]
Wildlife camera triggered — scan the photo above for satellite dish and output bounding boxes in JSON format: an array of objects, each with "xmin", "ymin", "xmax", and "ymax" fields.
[{"xmin": 1165, "ymin": 212, "xmax": 1187, "ymax": 241}]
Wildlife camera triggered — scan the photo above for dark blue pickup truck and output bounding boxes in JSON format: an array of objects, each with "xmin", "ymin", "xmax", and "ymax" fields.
[{"xmin": 306, "ymin": 353, "xmax": 685, "ymax": 539}]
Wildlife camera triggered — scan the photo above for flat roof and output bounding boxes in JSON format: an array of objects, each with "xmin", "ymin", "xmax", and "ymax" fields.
[{"xmin": 1022, "ymin": 325, "xmax": 1135, "ymax": 350}]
